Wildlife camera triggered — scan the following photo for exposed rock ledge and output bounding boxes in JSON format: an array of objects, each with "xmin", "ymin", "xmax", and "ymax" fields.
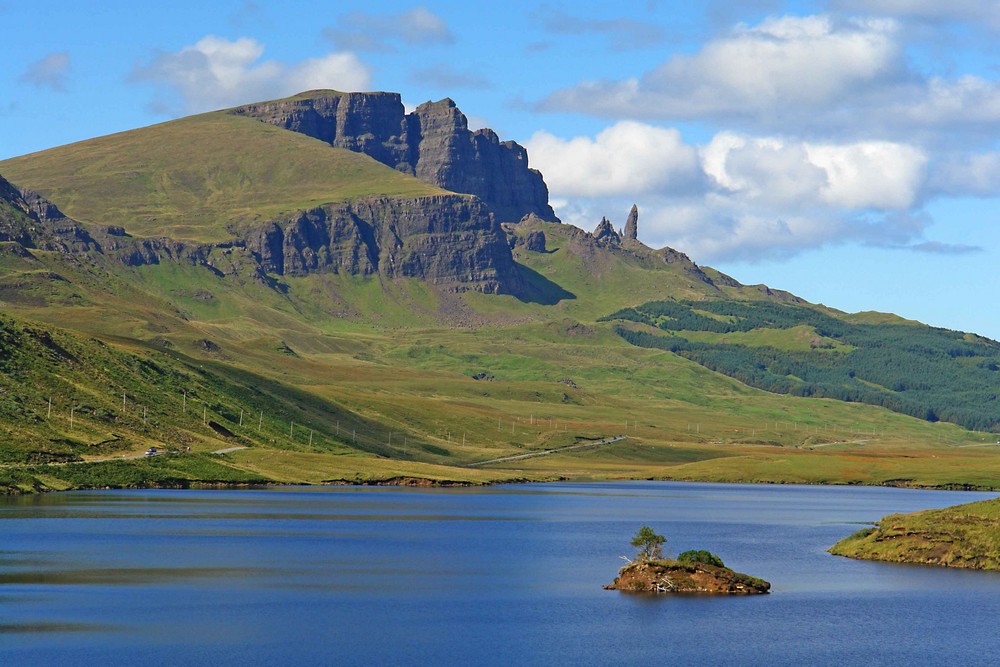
[{"xmin": 605, "ymin": 559, "xmax": 770, "ymax": 594}]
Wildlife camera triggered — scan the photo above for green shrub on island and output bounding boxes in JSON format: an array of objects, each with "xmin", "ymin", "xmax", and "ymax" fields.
[{"xmin": 677, "ymin": 550, "xmax": 726, "ymax": 568}]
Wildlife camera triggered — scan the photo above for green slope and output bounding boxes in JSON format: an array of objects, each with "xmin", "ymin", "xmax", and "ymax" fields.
[
  {"xmin": 830, "ymin": 497, "xmax": 1000, "ymax": 569},
  {"xmin": 606, "ymin": 298, "xmax": 1000, "ymax": 431},
  {"xmin": 0, "ymin": 112, "xmax": 445, "ymax": 242}
]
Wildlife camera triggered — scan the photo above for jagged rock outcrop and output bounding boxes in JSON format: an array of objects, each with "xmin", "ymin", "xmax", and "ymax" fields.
[
  {"xmin": 624, "ymin": 204, "xmax": 638, "ymax": 241},
  {"xmin": 0, "ymin": 175, "xmax": 99, "ymax": 254},
  {"xmin": 523, "ymin": 230, "xmax": 546, "ymax": 253},
  {"xmin": 592, "ymin": 217, "xmax": 621, "ymax": 245},
  {"xmin": 230, "ymin": 91, "xmax": 558, "ymax": 223}
]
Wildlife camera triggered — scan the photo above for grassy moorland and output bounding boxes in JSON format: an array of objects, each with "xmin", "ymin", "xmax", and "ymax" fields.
[
  {"xmin": 0, "ymin": 112, "xmax": 446, "ymax": 242},
  {"xmin": 830, "ymin": 497, "xmax": 1000, "ymax": 569},
  {"xmin": 2, "ymin": 103, "xmax": 1000, "ymax": 494}
]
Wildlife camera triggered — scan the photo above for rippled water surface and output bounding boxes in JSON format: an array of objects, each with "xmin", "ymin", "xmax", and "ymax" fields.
[{"xmin": 2, "ymin": 482, "xmax": 999, "ymax": 665}]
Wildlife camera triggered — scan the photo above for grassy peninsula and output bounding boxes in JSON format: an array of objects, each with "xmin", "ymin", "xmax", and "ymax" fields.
[{"xmin": 830, "ymin": 497, "xmax": 1000, "ymax": 569}]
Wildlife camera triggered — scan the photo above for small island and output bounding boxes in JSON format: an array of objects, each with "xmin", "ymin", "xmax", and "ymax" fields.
[
  {"xmin": 830, "ymin": 497, "xmax": 1000, "ymax": 570},
  {"xmin": 605, "ymin": 526, "xmax": 770, "ymax": 595}
]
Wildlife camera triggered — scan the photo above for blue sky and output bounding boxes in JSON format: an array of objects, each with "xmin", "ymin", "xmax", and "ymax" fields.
[{"xmin": 3, "ymin": 1, "xmax": 1000, "ymax": 337}]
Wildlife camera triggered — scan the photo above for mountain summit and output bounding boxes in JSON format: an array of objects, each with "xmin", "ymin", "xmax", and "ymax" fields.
[{"xmin": 231, "ymin": 90, "xmax": 558, "ymax": 223}]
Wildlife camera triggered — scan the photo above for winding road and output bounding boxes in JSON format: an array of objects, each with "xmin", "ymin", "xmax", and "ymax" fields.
[{"xmin": 465, "ymin": 435, "xmax": 626, "ymax": 467}]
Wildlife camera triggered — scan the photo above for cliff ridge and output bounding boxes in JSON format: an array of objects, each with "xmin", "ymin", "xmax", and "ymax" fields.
[{"xmin": 231, "ymin": 91, "xmax": 558, "ymax": 223}]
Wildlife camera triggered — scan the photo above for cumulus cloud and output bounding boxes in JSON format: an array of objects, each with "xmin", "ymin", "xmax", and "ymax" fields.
[
  {"xmin": 529, "ymin": 120, "xmax": 947, "ymax": 261},
  {"xmin": 541, "ymin": 16, "xmax": 902, "ymax": 121},
  {"xmin": 129, "ymin": 36, "xmax": 371, "ymax": 114},
  {"xmin": 703, "ymin": 133, "xmax": 927, "ymax": 209},
  {"xmin": 19, "ymin": 52, "xmax": 71, "ymax": 92},
  {"xmin": 526, "ymin": 122, "xmax": 702, "ymax": 197},
  {"xmin": 324, "ymin": 7, "xmax": 453, "ymax": 52},
  {"xmin": 539, "ymin": 13, "xmax": 1000, "ymax": 141},
  {"xmin": 542, "ymin": 11, "xmax": 666, "ymax": 50}
]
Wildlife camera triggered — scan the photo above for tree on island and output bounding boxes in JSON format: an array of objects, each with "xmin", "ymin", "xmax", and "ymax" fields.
[{"xmin": 631, "ymin": 525, "xmax": 666, "ymax": 561}]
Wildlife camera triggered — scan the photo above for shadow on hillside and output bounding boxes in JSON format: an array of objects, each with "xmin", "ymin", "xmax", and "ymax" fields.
[{"xmin": 513, "ymin": 264, "xmax": 575, "ymax": 305}]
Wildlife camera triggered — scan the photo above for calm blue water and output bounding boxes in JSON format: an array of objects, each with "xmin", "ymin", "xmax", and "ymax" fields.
[{"xmin": 1, "ymin": 482, "xmax": 999, "ymax": 666}]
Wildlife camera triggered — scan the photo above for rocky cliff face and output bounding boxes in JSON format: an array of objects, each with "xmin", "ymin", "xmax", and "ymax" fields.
[
  {"xmin": 1, "ymin": 171, "xmax": 522, "ymax": 295},
  {"xmin": 0, "ymin": 174, "xmax": 99, "ymax": 254},
  {"xmin": 230, "ymin": 91, "xmax": 558, "ymax": 223},
  {"xmin": 240, "ymin": 194, "xmax": 522, "ymax": 294}
]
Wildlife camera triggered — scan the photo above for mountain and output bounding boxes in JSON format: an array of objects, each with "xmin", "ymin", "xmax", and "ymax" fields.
[
  {"xmin": 230, "ymin": 90, "xmax": 557, "ymax": 223},
  {"xmin": 0, "ymin": 91, "xmax": 997, "ymax": 493},
  {"xmin": 0, "ymin": 109, "xmax": 524, "ymax": 295}
]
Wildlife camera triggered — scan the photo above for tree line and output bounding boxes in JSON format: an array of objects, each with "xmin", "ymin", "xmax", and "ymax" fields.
[{"xmin": 606, "ymin": 300, "xmax": 1000, "ymax": 432}]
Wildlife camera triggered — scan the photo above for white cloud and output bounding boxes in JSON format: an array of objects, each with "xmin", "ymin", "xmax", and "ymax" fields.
[
  {"xmin": 130, "ymin": 36, "xmax": 371, "ymax": 114},
  {"xmin": 542, "ymin": 16, "xmax": 902, "ymax": 123},
  {"xmin": 805, "ymin": 141, "xmax": 927, "ymax": 208},
  {"xmin": 539, "ymin": 13, "xmax": 1000, "ymax": 140},
  {"xmin": 532, "ymin": 121, "xmax": 939, "ymax": 262},
  {"xmin": 702, "ymin": 133, "xmax": 828, "ymax": 207},
  {"xmin": 703, "ymin": 133, "xmax": 927, "ymax": 209},
  {"xmin": 19, "ymin": 51, "xmax": 71, "ymax": 92},
  {"xmin": 525, "ymin": 122, "xmax": 701, "ymax": 197},
  {"xmin": 324, "ymin": 7, "xmax": 453, "ymax": 52}
]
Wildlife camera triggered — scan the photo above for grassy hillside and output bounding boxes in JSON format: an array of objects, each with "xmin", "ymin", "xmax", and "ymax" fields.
[
  {"xmin": 830, "ymin": 497, "xmax": 1000, "ymax": 569},
  {"xmin": 0, "ymin": 112, "xmax": 445, "ymax": 242},
  {"xmin": 606, "ymin": 299, "xmax": 1000, "ymax": 430},
  {"xmin": 2, "ymin": 218, "xmax": 999, "ymax": 492},
  {"xmin": 2, "ymin": 99, "xmax": 1000, "ymax": 493}
]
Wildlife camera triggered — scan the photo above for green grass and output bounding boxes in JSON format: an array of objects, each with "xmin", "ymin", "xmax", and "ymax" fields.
[
  {"xmin": 830, "ymin": 497, "xmax": 1000, "ymax": 569},
  {"xmin": 0, "ymin": 112, "xmax": 445, "ymax": 242}
]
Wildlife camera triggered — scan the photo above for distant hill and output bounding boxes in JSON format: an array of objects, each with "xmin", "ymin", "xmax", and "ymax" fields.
[{"xmin": 605, "ymin": 299, "xmax": 1000, "ymax": 430}]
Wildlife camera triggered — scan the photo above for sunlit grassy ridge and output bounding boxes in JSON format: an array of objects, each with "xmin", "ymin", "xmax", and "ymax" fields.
[{"xmin": 0, "ymin": 112, "xmax": 445, "ymax": 242}]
